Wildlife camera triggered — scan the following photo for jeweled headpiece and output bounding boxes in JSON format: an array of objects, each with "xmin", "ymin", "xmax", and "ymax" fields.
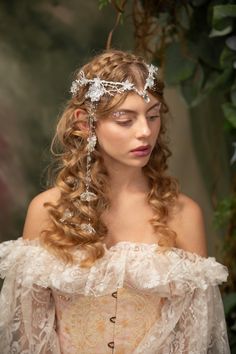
[
  {"xmin": 70, "ymin": 64, "xmax": 158, "ymax": 103},
  {"xmin": 60, "ymin": 63, "xmax": 158, "ymax": 233}
]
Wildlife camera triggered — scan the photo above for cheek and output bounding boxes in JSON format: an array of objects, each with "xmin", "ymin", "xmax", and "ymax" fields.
[
  {"xmin": 154, "ymin": 119, "xmax": 161, "ymax": 136},
  {"xmin": 148, "ymin": 120, "xmax": 161, "ymax": 145},
  {"xmin": 96, "ymin": 123, "xmax": 129, "ymax": 151}
]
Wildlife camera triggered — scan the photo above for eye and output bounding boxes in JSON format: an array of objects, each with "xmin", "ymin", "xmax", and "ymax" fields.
[
  {"xmin": 148, "ymin": 115, "xmax": 160, "ymax": 121},
  {"xmin": 116, "ymin": 120, "xmax": 132, "ymax": 126}
]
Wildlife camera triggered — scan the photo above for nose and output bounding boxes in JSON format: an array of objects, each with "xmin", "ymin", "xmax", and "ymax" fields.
[{"xmin": 135, "ymin": 116, "xmax": 151, "ymax": 138}]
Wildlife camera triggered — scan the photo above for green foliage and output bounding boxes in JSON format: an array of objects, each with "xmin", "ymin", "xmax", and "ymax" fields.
[
  {"xmin": 164, "ymin": 42, "xmax": 196, "ymax": 86},
  {"xmin": 98, "ymin": 0, "xmax": 111, "ymax": 10},
  {"xmin": 212, "ymin": 5, "xmax": 236, "ymax": 31},
  {"xmin": 163, "ymin": 3, "xmax": 236, "ymax": 125},
  {"xmin": 213, "ymin": 197, "xmax": 236, "ymax": 228},
  {"xmin": 223, "ymin": 292, "xmax": 236, "ymax": 317},
  {"xmin": 222, "ymin": 103, "xmax": 236, "ymax": 128}
]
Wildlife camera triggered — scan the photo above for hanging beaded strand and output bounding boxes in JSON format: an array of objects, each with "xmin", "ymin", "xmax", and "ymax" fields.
[
  {"xmin": 80, "ymin": 104, "xmax": 97, "ymax": 234},
  {"xmin": 58, "ymin": 63, "xmax": 159, "ymax": 230}
]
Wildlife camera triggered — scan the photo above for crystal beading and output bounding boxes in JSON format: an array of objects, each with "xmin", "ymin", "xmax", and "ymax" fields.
[
  {"xmin": 81, "ymin": 223, "xmax": 96, "ymax": 234},
  {"xmin": 78, "ymin": 105, "xmax": 97, "ymax": 235},
  {"xmin": 59, "ymin": 208, "xmax": 74, "ymax": 223},
  {"xmin": 80, "ymin": 191, "xmax": 97, "ymax": 202},
  {"xmin": 87, "ymin": 134, "xmax": 97, "ymax": 153},
  {"xmin": 70, "ymin": 64, "xmax": 158, "ymax": 103}
]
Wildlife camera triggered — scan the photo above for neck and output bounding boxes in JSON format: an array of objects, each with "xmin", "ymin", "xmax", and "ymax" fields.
[{"xmin": 102, "ymin": 157, "xmax": 150, "ymax": 196}]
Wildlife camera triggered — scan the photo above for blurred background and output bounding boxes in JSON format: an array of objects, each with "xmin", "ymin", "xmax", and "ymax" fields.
[{"xmin": 0, "ymin": 0, "xmax": 235, "ymax": 350}]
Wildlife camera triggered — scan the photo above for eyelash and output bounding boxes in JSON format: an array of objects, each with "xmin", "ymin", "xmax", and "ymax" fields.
[
  {"xmin": 116, "ymin": 115, "xmax": 160, "ymax": 126},
  {"xmin": 149, "ymin": 115, "xmax": 160, "ymax": 121}
]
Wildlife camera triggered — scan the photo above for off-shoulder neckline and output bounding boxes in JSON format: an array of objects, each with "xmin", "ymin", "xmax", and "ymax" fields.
[
  {"xmin": 18, "ymin": 237, "xmax": 208, "ymax": 259},
  {"xmin": 20, "ymin": 238, "xmax": 158, "ymax": 249},
  {"xmin": 102, "ymin": 241, "xmax": 159, "ymax": 251},
  {"xmin": 102, "ymin": 241, "xmax": 210, "ymax": 259}
]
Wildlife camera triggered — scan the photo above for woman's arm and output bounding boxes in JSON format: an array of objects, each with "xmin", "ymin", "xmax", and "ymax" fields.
[
  {"xmin": 0, "ymin": 256, "xmax": 61, "ymax": 353},
  {"xmin": 0, "ymin": 187, "xmax": 62, "ymax": 353}
]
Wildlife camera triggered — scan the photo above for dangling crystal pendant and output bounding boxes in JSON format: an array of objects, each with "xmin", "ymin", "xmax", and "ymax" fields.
[
  {"xmin": 80, "ymin": 191, "xmax": 97, "ymax": 202},
  {"xmin": 143, "ymin": 91, "xmax": 150, "ymax": 103},
  {"xmin": 84, "ymin": 176, "xmax": 92, "ymax": 184},
  {"xmin": 87, "ymin": 135, "xmax": 97, "ymax": 152},
  {"xmin": 59, "ymin": 208, "xmax": 74, "ymax": 223},
  {"xmin": 81, "ymin": 223, "xmax": 96, "ymax": 234}
]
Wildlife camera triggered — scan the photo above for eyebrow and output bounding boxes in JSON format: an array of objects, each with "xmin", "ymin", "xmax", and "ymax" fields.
[{"xmin": 115, "ymin": 103, "xmax": 161, "ymax": 114}]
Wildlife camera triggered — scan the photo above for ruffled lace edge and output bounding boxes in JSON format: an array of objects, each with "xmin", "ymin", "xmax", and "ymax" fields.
[{"xmin": 0, "ymin": 237, "xmax": 229, "ymax": 296}]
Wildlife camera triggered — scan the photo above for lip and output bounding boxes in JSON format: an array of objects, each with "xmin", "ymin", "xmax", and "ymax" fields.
[
  {"xmin": 131, "ymin": 145, "xmax": 151, "ymax": 152},
  {"xmin": 130, "ymin": 145, "xmax": 152, "ymax": 157}
]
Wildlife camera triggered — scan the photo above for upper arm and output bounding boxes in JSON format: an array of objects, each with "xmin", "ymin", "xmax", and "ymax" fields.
[
  {"xmin": 173, "ymin": 194, "xmax": 208, "ymax": 257},
  {"xmin": 22, "ymin": 187, "xmax": 61, "ymax": 241}
]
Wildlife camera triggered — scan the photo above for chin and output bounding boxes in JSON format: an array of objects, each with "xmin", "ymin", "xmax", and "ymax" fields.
[
  {"xmin": 102, "ymin": 152, "xmax": 151, "ymax": 167},
  {"xmin": 124, "ymin": 158, "xmax": 151, "ymax": 167}
]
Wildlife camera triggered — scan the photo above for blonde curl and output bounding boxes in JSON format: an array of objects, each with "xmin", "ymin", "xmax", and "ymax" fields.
[{"xmin": 40, "ymin": 49, "xmax": 180, "ymax": 267}]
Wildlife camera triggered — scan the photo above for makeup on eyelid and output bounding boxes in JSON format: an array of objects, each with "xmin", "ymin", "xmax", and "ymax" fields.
[
  {"xmin": 112, "ymin": 110, "xmax": 160, "ymax": 125},
  {"xmin": 111, "ymin": 101, "xmax": 161, "ymax": 119},
  {"xmin": 116, "ymin": 117, "xmax": 159, "ymax": 127}
]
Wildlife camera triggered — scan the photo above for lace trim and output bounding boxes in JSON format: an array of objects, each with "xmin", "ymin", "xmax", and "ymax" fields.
[
  {"xmin": 0, "ymin": 237, "xmax": 228, "ymax": 296},
  {"xmin": 0, "ymin": 238, "xmax": 230, "ymax": 353}
]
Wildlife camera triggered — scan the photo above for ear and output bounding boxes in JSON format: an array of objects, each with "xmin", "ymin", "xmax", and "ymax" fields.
[{"xmin": 74, "ymin": 108, "xmax": 89, "ymax": 132}]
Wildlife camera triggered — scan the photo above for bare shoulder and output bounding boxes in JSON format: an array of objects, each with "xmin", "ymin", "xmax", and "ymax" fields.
[
  {"xmin": 22, "ymin": 187, "xmax": 61, "ymax": 241},
  {"xmin": 172, "ymin": 193, "xmax": 202, "ymax": 214},
  {"xmin": 168, "ymin": 193, "xmax": 208, "ymax": 257}
]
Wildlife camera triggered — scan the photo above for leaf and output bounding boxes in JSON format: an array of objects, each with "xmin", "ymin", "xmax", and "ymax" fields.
[
  {"xmin": 98, "ymin": 0, "xmax": 110, "ymax": 10},
  {"xmin": 209, "ymin": 26, "xmax": 232, "ymax": 38},
  {"xmin": 220, "ymin": 46, "xmax": 236, "ymax": 68},
  {"xmin": 188, "ymin": 36, "xmax": 223, "ymax": 69},
  {"xmin": 203, "ymin": 67, "xmax": 232, "ymax": 92},
  {"xmin": 212, "ymin": 4, "xmax": 236, "ymax": 31},
  {"xmin": 213, "ymin": 4, "xmax": 236, "ymax": 19},
  {"xmin": 164, "ymin": 41, "xmax": 196, "ymax": 85},
  {"xmin": 181, "ymin": 67, "xmax": 232, "ymax": 107},
  {"xmin": 222, "ymin": 102, "xmax": 236, "ymax": 128},
  {"xmin": 180, "ymin": 64, "xmax": 204, "ymax": 106}
]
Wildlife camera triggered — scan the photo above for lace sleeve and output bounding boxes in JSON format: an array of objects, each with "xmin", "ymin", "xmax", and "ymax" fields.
[
  {"xmin": 168, "ymin": 285, "xmax": 230, "ymax": 354},
  {"xmin": 0, "ymin": 260, "xmax": 61, "ymax": 353}
]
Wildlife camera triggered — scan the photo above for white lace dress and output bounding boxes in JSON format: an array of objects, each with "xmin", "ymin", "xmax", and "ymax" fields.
[{"xmin": 0, "ymin": 237, "xmax": 230, "ymax": 354}]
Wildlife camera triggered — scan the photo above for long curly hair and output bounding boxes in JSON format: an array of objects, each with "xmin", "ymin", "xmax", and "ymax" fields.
[{"xmin": 40, "ymin": 49, "xmax": 180, "ymax": 267}]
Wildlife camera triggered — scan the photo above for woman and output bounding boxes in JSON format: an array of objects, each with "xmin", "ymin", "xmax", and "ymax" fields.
[{"xmin": 0, "ymin": 49, "xmax": 230, "ymax": 353}]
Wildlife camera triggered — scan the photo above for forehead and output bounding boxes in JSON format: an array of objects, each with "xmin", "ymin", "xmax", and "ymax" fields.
[{"xmin": 114, "ymin": 92, "xmax": 161, "ymax": 112}]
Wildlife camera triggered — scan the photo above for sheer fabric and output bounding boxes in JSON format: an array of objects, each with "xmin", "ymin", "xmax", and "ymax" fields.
[{"xmin": 0, "ymin": 238, "xmax": 230, "ymax": 353}]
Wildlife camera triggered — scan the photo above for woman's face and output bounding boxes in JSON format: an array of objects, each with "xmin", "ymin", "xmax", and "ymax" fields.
[{"xmin": 95, "ymin": 92, "xmax": 161, "ymax": 168}]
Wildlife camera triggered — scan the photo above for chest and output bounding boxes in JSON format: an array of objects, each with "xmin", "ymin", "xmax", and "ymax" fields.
[{"xmin": 101, "ymin": 197, "xmax": 158, "ymax": 246}]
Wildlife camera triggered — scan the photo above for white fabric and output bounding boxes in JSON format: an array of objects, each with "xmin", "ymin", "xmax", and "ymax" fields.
[{"xmin": 0, "ymin": 237, "xmax": 230, "ymax": 353}]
